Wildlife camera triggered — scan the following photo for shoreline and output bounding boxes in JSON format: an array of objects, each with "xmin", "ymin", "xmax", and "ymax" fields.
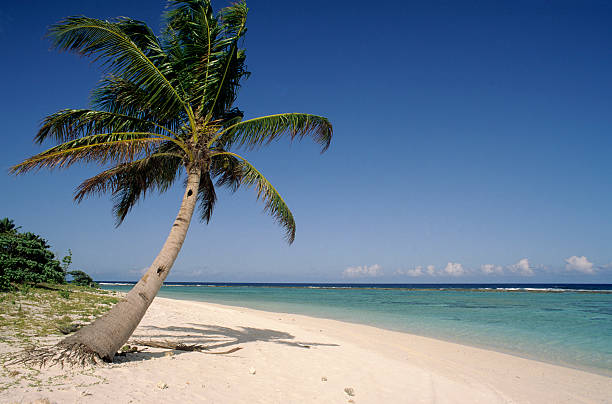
[
  {"xmin": 2, "ymin": 296, "xmax": 611, "ymax": 403},
  {"xmin": 157, "ymin": 294, "xmax": 612, "ymax": 378},
  {"xmin": 119, "ymin": 285, "xmax": 611, "ymax": 378}
]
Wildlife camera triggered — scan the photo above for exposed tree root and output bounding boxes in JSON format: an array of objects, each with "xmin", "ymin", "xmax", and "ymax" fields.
[
  {"xmin": 8, "ymin": 343, "xmax": 104, "ymax": 369},
  {"xmin": 6, "ymin": 339, "xmax": 241, "ymax": 370},
  {"xmin": 131, "ymin": 339, "xmax": 242, "ymax": 355}
]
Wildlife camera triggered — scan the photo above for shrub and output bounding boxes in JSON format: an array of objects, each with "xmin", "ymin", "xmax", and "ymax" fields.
[
  {"xmin": 0, "ymin": 218, "xmax": 66, "ymax": 290},
  {"xmin": 67, "ymin": 270, "xmax": 98, "ymax": 288}
]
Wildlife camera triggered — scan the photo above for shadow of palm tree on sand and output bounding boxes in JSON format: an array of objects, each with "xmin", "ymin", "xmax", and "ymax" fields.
[{"xmin": 132, "ymin": 323, "xmax": 339, "ymax": 351}]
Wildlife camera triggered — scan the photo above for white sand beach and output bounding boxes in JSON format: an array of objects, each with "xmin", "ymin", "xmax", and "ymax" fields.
[{"xmin": 2, "ymin": 297, "xmax": 611, "ymax": 404}]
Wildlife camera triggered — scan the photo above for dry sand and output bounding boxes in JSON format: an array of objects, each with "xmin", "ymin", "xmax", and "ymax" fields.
[{"xmin": 2, "ymin": 297, "xmax": 611, "ymax": 403}]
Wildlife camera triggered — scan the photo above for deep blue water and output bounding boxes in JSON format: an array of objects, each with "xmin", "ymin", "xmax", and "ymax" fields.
[{"xmin": 100, "ymin": 282, "xmax": 612, "ymax": 375}]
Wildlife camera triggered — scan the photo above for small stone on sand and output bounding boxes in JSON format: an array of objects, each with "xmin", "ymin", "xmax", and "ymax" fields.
[
  {"xmin": 344, "ymin": 387, "xmax": 355, "ymax": 396},
  {"xmin": 249, "ymin": 367, "xmax": 256, "ymax": 375},
  {"xmin": 157, "ymin": 382, "xmax": 168, "ymax": 389},
  {"xmin": 321, "ymin": 376, "xmax": 327, "ymax": 381}
]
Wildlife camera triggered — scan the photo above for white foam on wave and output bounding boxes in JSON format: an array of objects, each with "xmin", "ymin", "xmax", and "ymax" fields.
[{"xmin": 99, "ymin": 282, "xmax": 132, "ymax": 286}]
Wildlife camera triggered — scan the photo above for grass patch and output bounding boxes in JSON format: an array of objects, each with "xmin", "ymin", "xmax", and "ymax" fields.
[{"xmin": 0, "ymin": 285, "xmax": 120, "ymax": 346}]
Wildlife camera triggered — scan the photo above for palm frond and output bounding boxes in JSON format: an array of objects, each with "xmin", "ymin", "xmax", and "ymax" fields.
[
  {"xmin": 218, "ymin": 1, "xmax": 248, "ymax": 37},
  {"xmin": 205, "ymin": 48, "xmax": 249, "ymax": 119},
  {"xmin": 11, "ymin": 133, "xmax": 166, "ymax": 174},
  {"xmin": 210, "ymin": 151, "xmax": 242, "ymax": 191},
  {"xmin": 91, "ymin": 77, "xmax": 184, "ymax": 131},
  {"xmin": 212, "ymin": 151, "xmax": 295, "ymax": 243},
  {"xmin": 74, "ymin": 152, "xmax": 183, "ymax": 224},
  {"xmin": 163, "ymin": 0, "xmax": 249, "ymax": 119},
  {"xmin": 35, "ymin": 109, "xmax": 174, "ymax": 144},
  {"xmin": 197, "ymin": 172, "xmax": 217, "ymax": 223},
  {"xmin": 49, "ymin": 16, "xmax": 185, "ymax": 115},
  {"xmin": 217, "ymin": 113, "xmax": 333, "ymax": 152},
  {"xmin": 163, "ymin": 1, "xmax": 222, "ymax": 111},
  {"xmin": 205, "ymin": 1, "xmax": 248, "ymax": 120},
  {"xmin": 163, "ymin": 1, "xmax": 219, "ymax": 71},
  {"xmin": 114, "ymin": 17, "xmax": 166, "ymax": 62}
]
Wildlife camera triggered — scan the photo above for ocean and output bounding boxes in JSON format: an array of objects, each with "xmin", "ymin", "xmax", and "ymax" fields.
[{"xmin": 100, "ymin": 282, "xmax": 612, "ymax": 376}]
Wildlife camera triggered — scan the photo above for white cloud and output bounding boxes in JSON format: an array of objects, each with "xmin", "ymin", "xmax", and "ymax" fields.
[
  {"xmin": 396, "ymin": 263, "xmax": 463, "ymax": 276},
  {"xmin": 565, "ymin": 256, "xmax": 595, "ymax": 274},
  {"xmin": 343, "ymin": 264, "xmax": 383, "ymax": 278},
  {"xmin": 443, "ymin": 262, "xmax": 465, "ymax": 276},
  {"xmin": 481, "ymin": 264, "xmax": 503, "ymax": 275},
  {"xmin": 508, "ymin": 258, "xmax": 533, "ymax": 276},
  {"xmin": 396, "ymin": 266, "xmax": 425, "ymax": 277},
  {"xmin": 395, "ymin": 264, "xmax": 438, "ymax": 276}
]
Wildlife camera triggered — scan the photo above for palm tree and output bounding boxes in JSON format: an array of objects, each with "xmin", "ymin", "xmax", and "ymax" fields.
[{"xmin": 11, "ymin": 0, "xmax": 332, "ymax": 362}]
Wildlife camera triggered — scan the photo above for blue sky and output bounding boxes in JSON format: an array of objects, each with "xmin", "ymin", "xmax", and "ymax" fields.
[{"xmin": 1, "ymin": 0, "xmax": 611, "ymax": 283}]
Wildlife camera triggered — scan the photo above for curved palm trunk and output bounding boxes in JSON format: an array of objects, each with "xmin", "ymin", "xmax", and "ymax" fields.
[{"xmin": 60, "ymin": 167, "xmax": 202, "ymax": 361}]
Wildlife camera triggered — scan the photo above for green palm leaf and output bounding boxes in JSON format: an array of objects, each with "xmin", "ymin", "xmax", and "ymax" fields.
[
  {"xmin": 75, "ymin": 152, "xmax": 183, "ymax": 224},
  {"xmin": 91, "ymin": 77, "xmax": 183, "ymax": 131},
  {"xmin": 49, "ymin": 16, "xmax": 185, "ymax": 116},
  {"xmin": 36, "ymin": 109, "xmax": 174, "ymax": 144},
  {"xmin": 11, "ymin": 133, "xmax": 166, "ymax": 174},
  {"xmin": 203, "ymin": 1, "xmax": 248, "ymax": 120},
  {"xmin": 210, "ymin": 151, "xmax": 243, "ymax": 191},
  {"xmin": 217, "ymin": 113, "xmax": 333, "ymax": 152},
  {"xmin": 213, "ymin": 151, "xmax": 296, "ymax": 243},
  {"xmin": 197, "ymin": 172, "xmax": 217, "ymax": 223}
]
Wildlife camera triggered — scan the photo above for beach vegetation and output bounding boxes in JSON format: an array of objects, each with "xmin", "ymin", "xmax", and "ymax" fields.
[
  {"xmin": 11, "ymin": 0, "xmax": 331, "ymax": 363},
  {"xmin": 0, "ymin": 285, "xmax": 119, "ymax": 346},
  {"xmin": 62, "ymin": 249, "xmax": 99, "ymax": 288},
  {"xmin": 0, "ymin": 286, "xmax": 119, "ymax": 391},
  {"xmin": 0, "ymin": 218, "xmax": 20, "ymax": 234},
  {"xmin": 0, "ymin": 219, "xmax": 97, "ymax": 293},
  {"xmin": 0, "ymin": 218, "xmax": 66, "ymax": 291},
  {"xmin": 67, "ymin": 270, "xmax": 98, "ymax": 288}
]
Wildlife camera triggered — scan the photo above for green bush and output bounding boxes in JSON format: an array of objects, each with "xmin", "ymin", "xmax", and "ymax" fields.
[
  {"xmin": 0, "ymin": 218, "xmax": 66, "ymax": 290},
  {"xmin": 67, "ymin": 270, "xmax": 98, "ymax": 288}
]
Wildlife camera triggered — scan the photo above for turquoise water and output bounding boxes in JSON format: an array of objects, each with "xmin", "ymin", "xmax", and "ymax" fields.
[{"xmin": 102, "ymin": 284, "xmax": 612, "ymax": 376}]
